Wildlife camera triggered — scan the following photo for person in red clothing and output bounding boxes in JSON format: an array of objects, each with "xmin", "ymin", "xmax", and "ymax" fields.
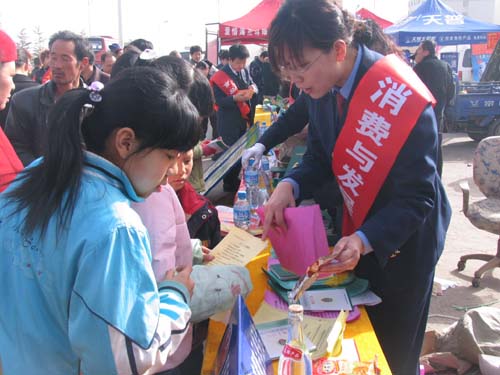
[
  {"xmin": 168, "ymin": 149, "xmax": 222, "ymax": 249},
  {"xmin": 0, "ymin": 30, "xmax": 23, "ymax": 192}
]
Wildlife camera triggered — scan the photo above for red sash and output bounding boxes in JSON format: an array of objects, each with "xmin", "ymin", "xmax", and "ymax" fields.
[
  {"xmin": 332, "ymin": 54, "xmax": 435, "ymax": 236},
  {"xmin": 210, "ymin": 70, "xmax": 251, "ymax": 120}
]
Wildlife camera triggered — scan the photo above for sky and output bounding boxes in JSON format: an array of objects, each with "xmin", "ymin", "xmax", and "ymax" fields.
[{"xmin": 0, "ymin": 0, "xmax": 409, "ymax": 55}]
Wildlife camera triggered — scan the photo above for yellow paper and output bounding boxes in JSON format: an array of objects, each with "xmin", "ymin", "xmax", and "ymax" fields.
[
  {"xmin": 253, "ymin": 302, "xmax": 335, "ymax": 359},
  {"xmin": 207, "ymin": 227, "xmax": 267, "ymax": 267}
]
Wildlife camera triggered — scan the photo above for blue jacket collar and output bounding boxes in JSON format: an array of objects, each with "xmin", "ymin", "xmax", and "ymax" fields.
[{"xmin": 83, "ymin": 151, "xmax": 144, "ymax": 203}]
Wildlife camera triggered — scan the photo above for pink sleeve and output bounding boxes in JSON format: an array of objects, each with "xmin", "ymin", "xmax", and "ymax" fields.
[{"xmin": 131, "ymin": 185, "xmax": 192, "ymax": 282}]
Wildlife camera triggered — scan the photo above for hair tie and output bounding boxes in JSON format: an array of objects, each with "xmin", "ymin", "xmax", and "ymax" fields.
[
  {"xmin": 139, "ymin": 49, "xmax": 157, "ymax": 61},
  {"xmin": 88, "ymin": 81, "xmax": 104, "ymax": 103}
]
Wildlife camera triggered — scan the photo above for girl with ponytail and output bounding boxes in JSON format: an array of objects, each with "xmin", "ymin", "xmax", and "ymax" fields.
[{"xmin": 0, "ymin": 66, "xmax": 202, "ymax": 374}]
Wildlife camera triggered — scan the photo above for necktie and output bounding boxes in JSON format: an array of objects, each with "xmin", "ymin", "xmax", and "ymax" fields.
[{"xmin": 237, "ymin": 71, "xmax": 243, "ymax": 83}]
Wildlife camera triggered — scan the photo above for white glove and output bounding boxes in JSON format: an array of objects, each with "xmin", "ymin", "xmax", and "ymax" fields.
[{"xmin": 241, "ymin": 143, "xmax": 266, "ymax": 168}]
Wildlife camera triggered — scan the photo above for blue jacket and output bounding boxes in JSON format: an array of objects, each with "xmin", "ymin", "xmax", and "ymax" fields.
[
  {"xmin": 0, "ymin": 152, "xmax": 191, "ymax": 374},
  {"xmin": 286, "ymin": 46, "xmax": 452, "ymax": 294}
]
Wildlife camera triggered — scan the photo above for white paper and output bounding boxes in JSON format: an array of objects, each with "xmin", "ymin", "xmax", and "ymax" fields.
[
  {"xmin": 299, "ymin": 288, "xmax": 352, "ymax": 311},
  {"xmin": 256, "ymin": 320, "xmax": 317, "ymax": 360},
  {"xmin": 350, "ymin": 290, "xmax": 382, "ymax": 306}
]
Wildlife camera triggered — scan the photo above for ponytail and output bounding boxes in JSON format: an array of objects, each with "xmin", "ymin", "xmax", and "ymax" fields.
[
  {"xmin": 5, "ymin": 66, "xmax": 201, "ymax": 238},
  {"xmin": 6, "ymin": 89, "xmax": 93, "ymax": 236}
]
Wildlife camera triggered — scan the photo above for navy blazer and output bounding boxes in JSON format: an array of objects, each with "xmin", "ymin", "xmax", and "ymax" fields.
[
  {"xmin": 286, "ymin": 46, "xmax": 452, "ymax": 295},
  {"xmin": 212, "ymin": 64, "xmax": 254, "ymax": 145}
]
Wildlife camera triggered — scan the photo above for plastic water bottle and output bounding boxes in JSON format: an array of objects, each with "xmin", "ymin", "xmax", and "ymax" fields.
[
  {"xmin": 259, "ymin": 121, "xmax": 268, "ymax": 138},
  {"xmin": 260, "ymin": 156, "xmax": 273, "ymax": 194},
  {"xmin": 245, "ymin": 159, "xmax": 259, "ymax": 210},
  {"xmin": 278, "ymin": 304, "xmax": 312, "ymax": 375},
  {"xmin": 233, "ymin": 191, "xmax": 250, "ymax": 230}
]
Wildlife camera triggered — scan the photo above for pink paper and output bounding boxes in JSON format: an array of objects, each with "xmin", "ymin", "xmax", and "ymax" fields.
[{"xmin": 258, "ymin": 204, "xmax": 329, "ymax": 275}]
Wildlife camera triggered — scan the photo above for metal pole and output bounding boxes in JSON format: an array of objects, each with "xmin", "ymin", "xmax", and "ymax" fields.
[
  {"xmin": 88, "ymin": 0, "xmax": 92, "ymax": 35},
  {"xmin": 117, "ymin": 0, "xmax": 124, "ymax": 46}
]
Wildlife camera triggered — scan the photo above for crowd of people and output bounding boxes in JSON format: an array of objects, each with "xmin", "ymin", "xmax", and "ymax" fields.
[{"xmin": 0, "ymin": 0, "xmax": 455, "ymax": 373}]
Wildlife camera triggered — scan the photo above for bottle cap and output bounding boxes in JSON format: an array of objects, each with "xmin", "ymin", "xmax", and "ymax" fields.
[
  {"xmin": 237, "ymin": 190, "xmax": 247, "ymax": 199},
  {"xmin": 248, "ymin": 158, "xmax": 255, "ymax": 167},
  {"xmin": 289, "ymin": 304, "xmax": 304, "ymax": 313}
]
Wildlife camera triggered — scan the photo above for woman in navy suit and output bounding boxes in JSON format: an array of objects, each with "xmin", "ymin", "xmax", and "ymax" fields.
[{"xmin": 262, "ymin": 1, "xmax": 452, "ymax": 374}]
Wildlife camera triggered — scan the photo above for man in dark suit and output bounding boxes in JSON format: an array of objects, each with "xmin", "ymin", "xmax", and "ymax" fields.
[
  {"xmin": 210, "ymin": 44, "xmax": 258, "ymax": 192},
  {"xmin": 413, "ymin": 40, "xmax": 455, "ymax": 177},
  {"xmin": 0, "ymin": 48, "xmax": 39, "ymax": 128}
]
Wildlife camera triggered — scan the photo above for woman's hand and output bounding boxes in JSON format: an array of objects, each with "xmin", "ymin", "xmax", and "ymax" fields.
[
  {"xmin": 262, "ymin": 181, "xmax": 296, "ymax": 240},
  {"xmin": 318, "ymin": 233, "xmax": 364, "ymax": 274}
]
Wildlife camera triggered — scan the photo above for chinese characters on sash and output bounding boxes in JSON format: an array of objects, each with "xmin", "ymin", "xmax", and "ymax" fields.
[
  {"xmin": 338, "ymin": 77, "xmax": 413, "ymax": 216},
  {"xmin": 332, "ymin": 54, "xmax": 435, "ymax": 234}
]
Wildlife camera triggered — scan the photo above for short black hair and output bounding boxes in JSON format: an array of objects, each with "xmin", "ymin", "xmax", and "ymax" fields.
[
  {"xmin": 190, "ymin": 45, "xmax": 202, "ymax": 55},
  {"xmin": 195, "ymin": 60, "xmax": 209, "ymax": 70},
  {"xmin": 101, "ymin": 51, "xmax": 114, "ymax": 64},
  {"xmin": 83, "ymin": 49, "xmax": 95, "ymax": 65},
  {"xmin": 218, "ymin": 49, "xmax": 229, "ymax": 60},
  {"xmin": 421, "ymin": 40, "xmax": 436, "ymax": 56},
  {"xmin": 260, "ymin": 51, "xmax": 269, "ymax": 58},
  {"xmin": 229, "ymin": 44, "xmax": 250, "ymax": 60},
  {"xmin": 49, "ymin": 30, "xmax": 89, "ymax": 62},
  {"xmin": 128, "ymin": 38, "xmax": 154, "ymax": 52}
]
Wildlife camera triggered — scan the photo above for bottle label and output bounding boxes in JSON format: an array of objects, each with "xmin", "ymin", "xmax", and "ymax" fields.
[
  {"xmin": 234, "ymin": 208, "xmax": 250, "ymax": 222},
  {"xmin": 281, "ymin": 344, "xmax": 303, "ymax": 361}
]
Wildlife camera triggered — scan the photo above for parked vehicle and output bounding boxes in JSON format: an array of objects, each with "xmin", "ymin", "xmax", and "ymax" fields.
[
  {"xmin": 86, "ymin": 36, "xmax": 119, "ymax": 63},
  {"xmin": 446, "ymin": 41, "xmax": 500, "ymax": 141}
]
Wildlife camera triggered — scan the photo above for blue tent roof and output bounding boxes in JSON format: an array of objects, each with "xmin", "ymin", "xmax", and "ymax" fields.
[{"xmin": 384, "ymin": 0, "xmax": 500, "ymax": 46}]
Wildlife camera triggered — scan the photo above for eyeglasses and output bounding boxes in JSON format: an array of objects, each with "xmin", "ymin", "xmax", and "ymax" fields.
[{"xmin": 279, "ymin": 52, "xmax": 324, "ymax": 77}]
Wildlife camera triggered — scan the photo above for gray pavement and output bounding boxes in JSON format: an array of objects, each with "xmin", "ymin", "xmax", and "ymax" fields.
[{"xmin": 427, "ymin": 133, "xmax": 500, "ymax": 333}]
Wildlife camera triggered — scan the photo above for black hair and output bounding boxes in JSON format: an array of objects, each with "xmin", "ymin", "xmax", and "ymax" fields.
[
  {"xmin": 195, "ymin": 60, "xmax": 209, "ymax": 70},
  {"xmin": 152, "ymin": 55, "xmax": 214, "ymax": 118},
  {"xmin": 152, "ymin": 55, "xmax": 194, "ymax": 91},
  {"xmin": 169, "ymin": 50, "xmax": 182, "ymax": 58},
  {"xmin": 49, "ymin": 30, "xmax": 89, "ymax": 62},
  {"xmin": 128, "ymin": 38, "xmax": 154, "ymax": 52},
  {"xmin": 421, "ymin": 40, "xmax": 436, "ymax": 56},
  {"xmin": 6, "ymin": 66, "xmax": 201, "ymax": 236},
  {"xmin": 188, "ymin": 69, "xmax": 215, "ymax": 119},
  {"xmin": 110, "ymin": 46, "xmax": 153, "ymax": 78},
  {"xmin": 260, "ymin": 51, "xmax": 269, "ymax": 58},
  {"xmin": 190, "ymin": 45, "xmax": 202, "ymax": 55},
  {"xmin": 100, "ymin": 51, "xmax": 114, "ymax": 64},
  {"xmin": 83, "ymin": 48, "xmax": 95, "ymax": 65},
  {"xmin": 353, "ymin": 18, "xmax": 403, "ymax": 57},
  {"xmin": 229, "ymin": 44, "xmax": 250, "ymax": 60},
  {"xmin": 218, "ymin": 49, "xmax": 229, "ymax": 60},
  {"xmin": 268, "ymin": 0, "xmax": 355, "ymax": 72},
  {"xmin": 15, "ymin": 48, "xmax": 32, "ymax": 68}
]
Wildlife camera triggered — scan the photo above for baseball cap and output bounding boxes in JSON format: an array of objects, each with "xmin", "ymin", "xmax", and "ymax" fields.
[
  {"xmin": 109, "ymin": 43, "xmax": 122, "ymax": 53},
  {"xmin": 0, "ymin": 30, "xmax": 17, "ymax": 63}
]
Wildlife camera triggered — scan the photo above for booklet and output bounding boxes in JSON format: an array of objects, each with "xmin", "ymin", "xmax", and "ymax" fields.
[
  {"xmin": 203, "ymin": 137, "xmax": 229, "ymax": 154},
  {"xmin": 300, "ymin": 288, "xmax": 353, "ymax": 312},
  {"xmin": 256, "ymin": 319, "xmax": 317, "ymax": 360}
]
